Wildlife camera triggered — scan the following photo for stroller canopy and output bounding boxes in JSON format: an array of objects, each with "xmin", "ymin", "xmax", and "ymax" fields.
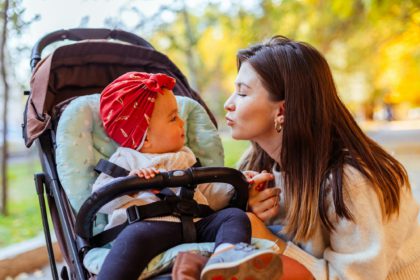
[{"xmin": 24, "ymin": 39, "xmax": 215, "ymax": 147}]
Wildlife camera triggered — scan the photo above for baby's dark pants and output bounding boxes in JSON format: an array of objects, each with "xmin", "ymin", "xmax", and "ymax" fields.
[{"xmin": 97, "ymin": 207, "xmax": 251, "ymax": 280}]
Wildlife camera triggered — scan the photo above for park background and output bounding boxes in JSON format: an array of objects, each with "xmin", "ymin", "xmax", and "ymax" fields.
[{"xmin": 0, "ymin": 0, "xmax": 419, "ymax": 278}]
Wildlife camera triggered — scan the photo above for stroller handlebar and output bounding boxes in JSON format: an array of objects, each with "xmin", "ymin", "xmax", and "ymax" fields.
[
  {"xmin": 75, "ymin": 167, "xmax": 249, "ymax": 241},
  {"xmin": 30, "ymin": 28, "xmax": 154, "ymax": 70}
]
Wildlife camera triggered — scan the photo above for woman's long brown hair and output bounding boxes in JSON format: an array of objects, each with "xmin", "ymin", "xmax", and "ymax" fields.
[{"xmin": 237, "ymin": 36, "xmax": 410, "ymax": 242}]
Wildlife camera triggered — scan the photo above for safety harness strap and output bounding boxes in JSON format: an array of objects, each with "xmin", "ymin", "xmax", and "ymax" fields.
[
  {"xmin": 90, "ymin": 158, "xmax": 212, "ymax": 247},
  {"xmin": 90, "ymin": 198, "xmax": 213, "ymax": 247},
  {"xmin": 94, "ymin": 159, "xmax": 130, "ymax": 178}
]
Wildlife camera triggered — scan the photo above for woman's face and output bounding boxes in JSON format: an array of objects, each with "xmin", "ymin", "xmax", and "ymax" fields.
[{"xmin": 224, "ymin": 62, "xmax": 280, "ymax": 142}]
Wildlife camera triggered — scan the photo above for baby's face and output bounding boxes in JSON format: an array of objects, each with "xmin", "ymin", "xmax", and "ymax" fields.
[{"xmin": 140, "ymin": 89, "xmax": 185, "ymax": 154}]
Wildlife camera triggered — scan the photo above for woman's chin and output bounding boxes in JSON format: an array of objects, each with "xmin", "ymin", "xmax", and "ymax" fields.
[{"xmin": 230, "ymin": 131, "xmax": 246, "ymax": 141}]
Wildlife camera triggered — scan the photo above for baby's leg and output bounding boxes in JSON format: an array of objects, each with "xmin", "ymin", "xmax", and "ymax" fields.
[
  {"xmin": 97, "ymin": 221, "xmax": 183, "ymax": 280},
  {"xmin": 197, "ymin": 208, "xmax": 283, "ymax": 280},
  {"xmin": 196, "ymin": 207, "xmax": 251, "ymax": 247}
]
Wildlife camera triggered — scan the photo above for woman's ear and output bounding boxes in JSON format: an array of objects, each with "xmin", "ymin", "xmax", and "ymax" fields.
[
  {"xmin": 276, "ymin": 101, "xmax": 285, "ymax": 123},
  {"xmin": 278, "ymin": 101, "xmax": 285, "ymax": 115}
]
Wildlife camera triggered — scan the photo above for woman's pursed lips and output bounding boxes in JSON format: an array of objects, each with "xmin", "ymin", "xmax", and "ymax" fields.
[{"xmin": 225, "ymin": 116, "xmax": 234, "ymax": 126}]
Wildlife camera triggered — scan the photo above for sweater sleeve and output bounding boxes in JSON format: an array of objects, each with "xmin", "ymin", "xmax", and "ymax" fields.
[
  {"xmin": 91, "ymin": 149, "xmax": 136, "ymax": 214},
  {"xmin": 198, "ymin": 182, "xmax": 235, "ymax": 210},
  {"xmin": 283, "ymin": 170, "xmax": 391, "ymax": 280}
]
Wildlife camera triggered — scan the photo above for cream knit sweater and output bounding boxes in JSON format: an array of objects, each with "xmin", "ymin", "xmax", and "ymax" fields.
[{"xmin": 272, "ymin": 165, "xmax": 420, "ymax": 280}]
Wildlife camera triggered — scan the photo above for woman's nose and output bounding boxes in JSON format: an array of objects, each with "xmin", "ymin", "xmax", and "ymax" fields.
[{"xmin": 224, "ymin": 96, "xmax": 235, "ymax": 111}]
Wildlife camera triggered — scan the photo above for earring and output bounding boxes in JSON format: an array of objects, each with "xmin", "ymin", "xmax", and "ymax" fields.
[{"xmin": 274, "ymin": 119, "xmax": 282, "ymax": 133}]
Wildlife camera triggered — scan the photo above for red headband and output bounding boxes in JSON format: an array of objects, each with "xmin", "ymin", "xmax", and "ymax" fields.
[{"xmin": 100, "ymin": 72, "xmax": 176, "ymax": 149}]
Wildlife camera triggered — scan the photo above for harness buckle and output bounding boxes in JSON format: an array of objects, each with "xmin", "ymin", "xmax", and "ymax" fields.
[
  {"xmin": 173, "ymin": 199, "xmax": 198, "ymax": 217},
  {"xmin": 126, "ymin": 206, "xmax": 141, "ymax": 224}
]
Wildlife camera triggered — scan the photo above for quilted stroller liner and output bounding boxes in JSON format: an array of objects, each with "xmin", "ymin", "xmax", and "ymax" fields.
[{"xmin": 22, "ymin": 28, "xmax": 263, "ymax": 280}]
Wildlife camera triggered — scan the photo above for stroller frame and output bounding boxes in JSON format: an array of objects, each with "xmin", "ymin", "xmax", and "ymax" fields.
[
  {"xmin": 23, "ymin": 28, "xmax": 249, "ymax": 280},
  {"xmin": 26, "ymin": 29, "xmax": 159, "ymax": 280}
]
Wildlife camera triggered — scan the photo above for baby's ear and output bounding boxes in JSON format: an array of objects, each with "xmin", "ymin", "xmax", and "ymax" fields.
[{"xmin": 140, "ymin": 135, "xmax": 152, "ymax": 151}]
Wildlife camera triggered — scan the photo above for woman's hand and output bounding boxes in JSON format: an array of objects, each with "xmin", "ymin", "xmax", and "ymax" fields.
[
  {"xmin": 247, "ymin": 170, "xmax": 273, "ymax": 194},
  {"xmin": 249, "ymin": 187, "xmax": 281, "ymax": 224},
  {"xmin": 246, "ymin": 171, "xmax": 281, "ymax": 224}
]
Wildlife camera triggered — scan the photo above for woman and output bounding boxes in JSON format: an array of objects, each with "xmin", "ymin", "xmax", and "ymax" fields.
[{"xmin": 224, "ymin": 35, "xmax": 420, "ymax": 279}]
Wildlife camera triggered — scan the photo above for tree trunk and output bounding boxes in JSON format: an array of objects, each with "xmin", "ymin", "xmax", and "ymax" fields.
[
  {"xmin": 1, "ymin": 0, "xmax": 10, "ymax": 215},
  {"xmin": 180, "ymin": 0, "xmax": 199, "ymax": 92}
]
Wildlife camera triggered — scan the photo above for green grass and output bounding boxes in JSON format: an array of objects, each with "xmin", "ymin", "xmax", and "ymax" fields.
[
  {"xmin": 0, "ymin": 160, "xmax": 43, "ymax": 248},
  {"xmin": 221, "ymin": 135, "xmax": 250, "ymax": 168},
  {"xmin": 0, "ymin": 137, "xmax": 249, "ymax": 248}
]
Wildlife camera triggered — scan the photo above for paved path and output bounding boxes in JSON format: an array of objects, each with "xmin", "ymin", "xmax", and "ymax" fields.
[{"xmin": 365, "ymin": 121, "xmax": 420, "ymax": 205}]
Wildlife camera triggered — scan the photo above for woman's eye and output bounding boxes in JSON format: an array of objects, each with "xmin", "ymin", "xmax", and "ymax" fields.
[{"xmin": 236, "ymin": 92, "xmax": 246, "ymax": 97}]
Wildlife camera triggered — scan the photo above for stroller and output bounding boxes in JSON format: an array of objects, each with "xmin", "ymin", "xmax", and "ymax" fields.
[{"xmin": 22, "ymin": 28, "xmax": 251, "ymax": 280}]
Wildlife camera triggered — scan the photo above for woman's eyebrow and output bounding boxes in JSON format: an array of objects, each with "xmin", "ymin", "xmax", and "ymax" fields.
[{"xmin": 236, "ymin": 82, "xmax": 251, "ymax": 89}]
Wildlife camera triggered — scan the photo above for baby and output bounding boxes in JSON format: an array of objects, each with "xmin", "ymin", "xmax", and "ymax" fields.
[{"xmin": 92, "ymin": 72, "xmax": 282, "ymax": 280}]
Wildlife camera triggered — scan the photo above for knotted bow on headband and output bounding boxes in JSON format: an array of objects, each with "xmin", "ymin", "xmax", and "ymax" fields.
[{"xmin": 100, "ymin": 72, "xmax": 176, "ymax": 149}]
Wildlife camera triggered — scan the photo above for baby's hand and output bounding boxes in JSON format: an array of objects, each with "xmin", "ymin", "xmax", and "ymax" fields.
[{"xmin": 129, "ymin": 167, "xmax": 160, "ymax": 179}]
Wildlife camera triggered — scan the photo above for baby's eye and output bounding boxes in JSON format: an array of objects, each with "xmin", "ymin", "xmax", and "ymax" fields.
[
  {"xmin": 236, "ymin": 92, "xmax": 246, "ymax": 97},
  {"xmin": 171, "ymin": 116, "xmax": 177, "ymax": 121}
]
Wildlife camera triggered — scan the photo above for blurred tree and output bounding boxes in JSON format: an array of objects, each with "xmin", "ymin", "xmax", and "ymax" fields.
[
  {"xmin": 202, "ymin": 0, "xmax": 420, "ymax": 119},
  {"xmin": 0, "ymin": 0, "xmax": 38, "ymax": 215},
  {"xmin": 375, "ymin": 11, "xmax": 420, "ymax": 106},
  {"xmin": 105, "ymin": 0, "xmax": 419, "ymax": 121},
  {"xmin": 0, "ymin": 0, "xmax": 10, "ymax": 216},
  {"xmin": 337, "ymin": 0, "xmax": 420, "ymax": 118},
  {"xmin": 104, "ymin": 0, "xmax": 202, "ymax": 91},
  {"xmin": 104, "ymin": 0, "xmax": 234, "ymax": 117}
]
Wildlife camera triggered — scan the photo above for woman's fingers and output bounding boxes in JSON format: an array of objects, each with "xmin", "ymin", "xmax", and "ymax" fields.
[
  {"xmin": 250, "ymin": 195, "xmax": 278, "ymax": 214},
  {"xmin": 252, "ymin": 172, "xmax": 273, "ymax": 184},
  {"xmin": 250, "ymin": 172, "xmax": 274, "ymax": 192},
  {"xmin": 243, "ymin": 170, "xmax": 259, "ymax": 183},
  {"xmin": 248, "ymin": 188, "xmax": 280, "ymax": 223},
  {"xmin": 256, "ymin": 201, "xmax": 280, "ymax": 223},
  {"xmin": 249, "ymin": 186, "xmax": 279, "ymax": 203},
  {"xmin": 248, "ymin": 172, "xmax": 274, "ymax": 198}
]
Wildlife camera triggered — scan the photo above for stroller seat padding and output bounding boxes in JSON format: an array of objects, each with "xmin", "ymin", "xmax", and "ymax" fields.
[
  {"xmin": 56, "ymin": 93, "xmax": 226, "ymax": 278},
  {"xmin": 84, "ymin": 238, "xmax": 277, "ymax": 279},
  {"xmin": 56, "ymin": 94, "xmax": 224, "ymax": 213}
]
